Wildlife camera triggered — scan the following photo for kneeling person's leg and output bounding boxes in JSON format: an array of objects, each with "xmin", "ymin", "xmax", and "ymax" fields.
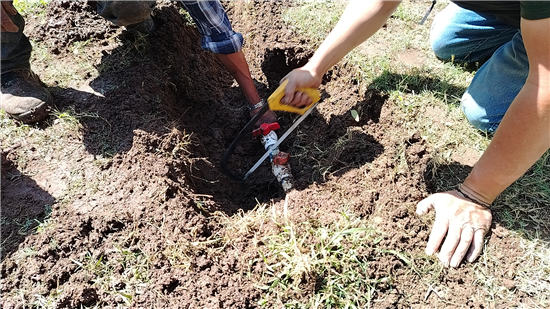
[
  {"xmin": 1, "ymin": 6, "xmax": 52, "ymax": 123},
  {"xmin": 430, "ymin": 2, "xmax": 517, "ymax": 63},
  {"xmin": 461, "ymin": 31, "xmax": 528, "ymax": 132}
]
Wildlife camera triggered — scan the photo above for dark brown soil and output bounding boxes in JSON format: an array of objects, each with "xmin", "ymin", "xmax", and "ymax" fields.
[{"xmin": 1, "ymin": 1, "xmax": 528, "ymax": 308}]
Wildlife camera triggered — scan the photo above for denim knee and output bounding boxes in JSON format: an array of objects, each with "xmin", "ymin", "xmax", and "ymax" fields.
[
  {"xmin": 460, "ymin": 92, "xmax": 500, "ymax": 133},
  {"xmin": 460, "ymin": 30, "xmax": 527, "ymax": 133},
  {"xmin": 429, "ymin": 3, "xmax": 517, "ymax": 63},
  {"xmin": 429, "ymin": 6, "xmax": 458, "ymax": 60},
  {"xmin": 431, "ymin": 35, "xmax": 454, "ymax": 61}
]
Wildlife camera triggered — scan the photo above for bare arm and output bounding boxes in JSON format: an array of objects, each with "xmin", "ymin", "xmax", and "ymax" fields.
[
  {"xmin": 216, "ymin": 51, "xmax": 277, "ymax": 125},
  {"xmin": 282, "ymin": 0, "xmax": 401, "ymax": 106},
  {"xmin": 417, "ymin": 16, "xmax": 550, "ymax": 268},
  {"xmin": 215, "ymin": 51, "xmax": 261, "ymax": 106},
  {"xmin": 463, "ymin": 17, "xmax": 550, "ymax": 201}
]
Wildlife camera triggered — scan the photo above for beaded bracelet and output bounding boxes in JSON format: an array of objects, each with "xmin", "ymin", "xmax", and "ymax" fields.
[{"xmin": 456, "ymin": 186, "xmax": 491, "ymax": 209}]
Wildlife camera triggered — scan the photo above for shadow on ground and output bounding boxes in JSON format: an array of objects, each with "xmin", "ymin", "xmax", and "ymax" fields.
[{"xmin": 1, "ymin": 155, "xmax": 54, "ymax": 261}]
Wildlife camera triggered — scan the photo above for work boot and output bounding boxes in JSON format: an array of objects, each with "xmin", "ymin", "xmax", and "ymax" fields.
[{"xmin": 1, "ymin": 69, "xmax": 53, "ymax": 123}]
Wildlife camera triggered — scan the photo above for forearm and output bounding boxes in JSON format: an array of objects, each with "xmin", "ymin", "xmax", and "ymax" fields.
[
  {"xmin": 182, "ymin": 1, "xmax": 259, "ymax": 104},
  {"xmin": 216, "ymin": 51, "xmax": 261, "ymax": 105},
  {"xmin": 464, "ymin": 17, "xmax": 550, "ymax": 203},
  {"xmin": 464, "ymin": 81, "xmax": 550, "ymax": 202},
  {"xmin": 305, "ymin": 0, "xmax": 401, "ymax": 76}
]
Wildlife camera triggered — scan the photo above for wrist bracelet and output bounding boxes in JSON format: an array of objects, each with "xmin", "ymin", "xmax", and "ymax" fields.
[
  {"xmin": 456, "ymin": 186, "xmax": 491, "ymax": 208},
  {"xmin": 248, "ymin": 99, "xmax": 267, "ymax": 111}
]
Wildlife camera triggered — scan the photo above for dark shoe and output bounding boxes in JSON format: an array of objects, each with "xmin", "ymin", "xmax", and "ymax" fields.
[
  {"xmin": 126, "ymin": 17, "xmax": 156, "ymax": 34},
  {"xmin": 1, "ymin": 69, "xmax": 53, "ymax": 123}
]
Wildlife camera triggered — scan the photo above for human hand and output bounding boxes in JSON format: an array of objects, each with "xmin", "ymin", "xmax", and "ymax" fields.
[
  {"xmin": 250, "ymin": 105, "xmax": 277, "ymax": 128},
  {"xmin": 280, "ymin": 67, "xmax": 322, "ymax": 108},
  {"xmin": 416, "ymin": 190, "xmax": 492, "ymax": 267},
  {"xmin": 1, "ymin": 2, "xmax": 19, "ymax": 32}
]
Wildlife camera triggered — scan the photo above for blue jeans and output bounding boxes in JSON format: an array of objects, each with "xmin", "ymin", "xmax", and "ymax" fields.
[
  {"xmin": 430, "ymin": 3, "xmax": 528, "ymax": 132},
  {"xmin": 1, "ymin": 1, "xmax": 155, "ymax": 74}
]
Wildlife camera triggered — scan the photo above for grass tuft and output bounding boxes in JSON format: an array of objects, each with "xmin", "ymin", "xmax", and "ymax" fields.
[
  {"xmin": 73, "ymin": 245, "xmax": 151, "ymax": 306},
  {"xmin": 282, "ymin": 1, "xmax": 346, "ymax": 47},
  {"xmin": 516, "ymin": 237, "xmax": 550, "ymax": 306},
  {"xmin": 13, "ymin": 0, "xmax": 48, "ymax": 17},
  {"xmin": 231, "ymin": 202, "xmax": 407, "ymax": 308}
]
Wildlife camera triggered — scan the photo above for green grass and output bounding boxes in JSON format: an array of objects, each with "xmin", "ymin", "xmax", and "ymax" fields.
[
  {"xmin": 516, "ymin": 237, "xmax": 550, "ymax": 306},
  {"xmin": 218, "ymin": 201, "xmax": 416, "ymax": 308},
  {"xmin": 2, "ymin": 108, "xmax": 87, "ymax": 174},
  {"xmin": 282, "ymin": 1, "xmax": 346, "ymax": 46},
  {"xmin": 72, "ymin": 245, "xmax": 151, "ymax": 306},
  {"xmin": 257, "ymin": 217, "xmax": 384, "ymax": 308},
  {"xmin": 31, "ymin": 40, "xmax": 102, "ymax": 89},
  {"xmin": 219, "ymin": 200, "xmax": 451, "ymax": 309},
  {"xmin": 13, "ymin": 0, "xmax": 48, "ymax": 17},
  {"xmin": 494, "ymin": 151, "xmax": 550, "ymax": 235}
]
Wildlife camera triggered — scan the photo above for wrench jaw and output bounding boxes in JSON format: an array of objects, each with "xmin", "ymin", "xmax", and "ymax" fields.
[
  {"xmin": 241, "ymin": 100, "xmax": 320, "ymax": 182},
  {"xmin": 221, "ymin": 81, "xmax": 320, "ymax": 185},
  {"xmin": 220, "ymin": 104, "xmax": 271, "ymax": 182}
]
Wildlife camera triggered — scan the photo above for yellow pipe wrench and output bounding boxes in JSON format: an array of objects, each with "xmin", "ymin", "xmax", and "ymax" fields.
[{"xmin": 221, "ymin": 80, "xmax": 321, "ymax": 181}]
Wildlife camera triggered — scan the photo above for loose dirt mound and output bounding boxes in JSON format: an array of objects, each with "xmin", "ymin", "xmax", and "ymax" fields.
[{"xmin": 1, "ymin": 1, "xmax": 527, "ymax": 308}]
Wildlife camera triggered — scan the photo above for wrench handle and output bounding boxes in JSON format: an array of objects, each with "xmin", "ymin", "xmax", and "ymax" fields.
[{"xmin": 268, "ymin": 79, "xmax": 320, "ymax": 115}]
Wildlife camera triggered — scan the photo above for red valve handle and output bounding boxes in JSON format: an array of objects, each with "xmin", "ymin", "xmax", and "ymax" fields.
[{"xmin": 252, "ymin": 122, "xmax": 280, "ymax": 137}]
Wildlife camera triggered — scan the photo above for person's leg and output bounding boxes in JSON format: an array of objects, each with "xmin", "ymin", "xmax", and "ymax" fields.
[
  {"xmin": 430, "ymin": 2, "xmax": 518, "ymax": 63},
  {"xmin": 95, "ymin": 1, "xmax": 156, "ymax": 32},
  {"xmin": 1, "ymin": 3, "xmax": 52, "ymax": 123},
  {"xmin": 1, "ymin": 10, "xmax": 32, "ymax": 72},
  {"xmin": 429, "ymin": 3, "xmax": 528, "ymax": 132},
  {"xmin": 460, "ymin": 31, "xmax": 528, "ymax": 132}
]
